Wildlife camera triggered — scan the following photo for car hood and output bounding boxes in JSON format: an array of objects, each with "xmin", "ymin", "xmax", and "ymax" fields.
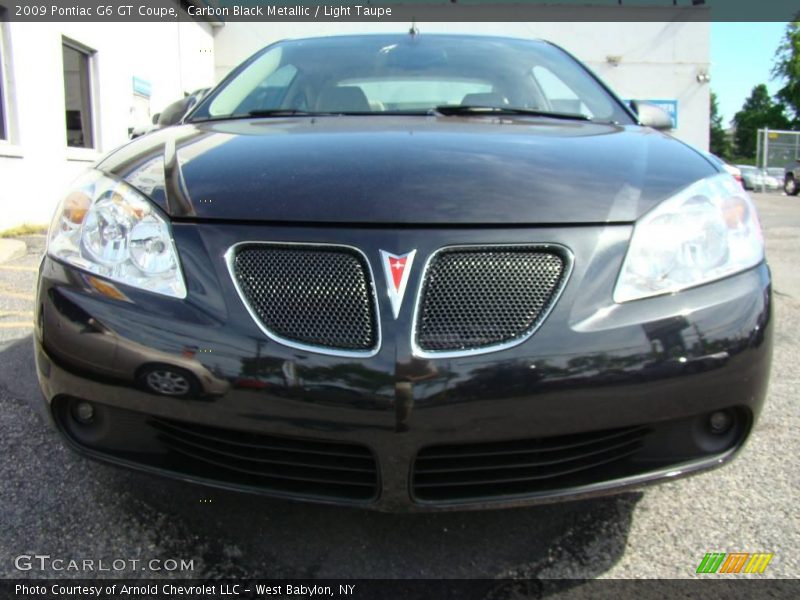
[{"xmin": 99, "ymin": 116, "xmax": 717, "ymax": 225}]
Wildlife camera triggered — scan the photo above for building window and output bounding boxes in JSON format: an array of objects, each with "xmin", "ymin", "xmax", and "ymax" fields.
[
  {"xmin": 0, "ymin": 6, "xmax": 8, "ymax": 141},
  {"xmin": 62, "ymin": 39, "xmax": 95, "ymax": 148}
]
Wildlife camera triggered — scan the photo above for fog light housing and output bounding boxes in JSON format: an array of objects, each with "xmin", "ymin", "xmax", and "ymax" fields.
[
  {"xmin": 72, "ymin": 401, "xmax": 95, "ymax": 424},
  {"xmin": 708, "ymin": 410, "xmax": 734, "ymax": 435}
]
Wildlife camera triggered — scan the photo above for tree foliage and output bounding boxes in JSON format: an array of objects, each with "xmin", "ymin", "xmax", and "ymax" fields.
[
  {"xmin": 732, "ymin": 84, "xmax": 790, "ymax": 158},
  {"xmin": 709, "ymin": 91, "xmax": 730, "ymax": 158},
  {"xmin": 771, "ymin": 20, "xmax": 800, "ymax": 125}
]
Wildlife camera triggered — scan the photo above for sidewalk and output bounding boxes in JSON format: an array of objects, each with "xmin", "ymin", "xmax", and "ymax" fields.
[
  {"xmin": 0, "ymin": 238, "xmax": 26, "ymax": 264},
  {"xmin": 0, "ymin": 235, "xmax": 40, "ymax": 341}
]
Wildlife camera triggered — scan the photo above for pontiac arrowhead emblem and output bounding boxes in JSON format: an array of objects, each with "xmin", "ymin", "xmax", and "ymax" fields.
[{"xmin": 380, "ymin": 250, "xmax": 416, "ymax": 319}]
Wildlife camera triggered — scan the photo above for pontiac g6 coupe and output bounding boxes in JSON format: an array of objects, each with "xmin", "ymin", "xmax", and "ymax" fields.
[{"xmin": 35, "ymin": 34, "xmax": 772, "ymax": 510}]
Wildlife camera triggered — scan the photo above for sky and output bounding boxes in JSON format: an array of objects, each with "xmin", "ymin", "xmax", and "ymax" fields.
[{"xmin": 710, "ymin": 22, "xmax": 788, "ymax": 127}]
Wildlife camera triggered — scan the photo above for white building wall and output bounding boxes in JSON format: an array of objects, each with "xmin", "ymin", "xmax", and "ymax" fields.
[
  {"xmin": 212, "ymin": 20, "xmax": 710, "ymax": 150},
  {"xmin": 0, "ymin": 21, "xmax": 215, "ymax": 231}
]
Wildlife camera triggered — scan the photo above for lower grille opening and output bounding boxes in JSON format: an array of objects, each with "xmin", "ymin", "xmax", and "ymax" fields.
[
  {"xmin": 52, "ymin": 397, "xmax": 379, "ymax": 503},
  {"xmin": 412, "ymin": 408, "xmax": 749, "ymax": 504},
  {"xmin": 150, "ymin": 417, "xmax": 379, "ymax": 502},
  {"xmin": 413, "ymin": 426, "xmax": 650, "ymax": 502}
]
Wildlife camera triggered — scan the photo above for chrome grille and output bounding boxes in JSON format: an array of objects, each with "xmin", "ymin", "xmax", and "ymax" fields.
[
  {"xmin": 415, "ymin": 246, "xmax": 567, "ymax": 354},
  {"xmin": 230, "ymin": 244, "xmax": 378, "ymax": 354}
]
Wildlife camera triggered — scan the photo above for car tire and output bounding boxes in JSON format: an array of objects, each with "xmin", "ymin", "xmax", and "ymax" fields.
[
  {"xmin": 786, "ymin": 176, "xmax": 799, "ymax": 196},
  {"xmin": 137, "ymin": 364, "xmax": 200, "ymax": 398}
]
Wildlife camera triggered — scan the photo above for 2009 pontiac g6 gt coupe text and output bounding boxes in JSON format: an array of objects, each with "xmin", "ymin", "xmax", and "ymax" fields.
[{"xmin": 35, "ymin": 34, "xmax": 772, "ymax": 511}]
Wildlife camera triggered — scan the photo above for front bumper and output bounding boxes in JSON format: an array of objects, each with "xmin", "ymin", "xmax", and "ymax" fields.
[{"xmin": 34, "ymin": 223, "xmax": 773, "ymax": 511}]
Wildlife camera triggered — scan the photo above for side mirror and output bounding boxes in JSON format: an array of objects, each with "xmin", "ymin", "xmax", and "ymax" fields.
[
  {"xmin": 630, "ymin": 100, "xmax": 673, "ymax": 131},
  {"xmin": 151, "ymin": 113, "xmax": 160, "ymax": 125}
]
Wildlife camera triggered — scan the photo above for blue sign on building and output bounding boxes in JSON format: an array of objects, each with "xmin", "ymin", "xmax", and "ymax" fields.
[
  {"xmin": 623, "ymin": 98, "xmax": 679, "ymax": 128},
  {"xmin": 644, "ymin": 99, "xmax": 678, "ymax": 128},
  {"xmin": 132, "ymin": 77, "xmax": 151, "ymax": 98}
]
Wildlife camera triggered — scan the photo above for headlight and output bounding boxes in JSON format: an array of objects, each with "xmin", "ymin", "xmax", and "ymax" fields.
[
  {"xmin": 614, "ymin": 173, "xmax": 764, "ymax": 303},
  {"xmin": 47, "ymin": 170, "xmax": 186, "ymax": 298}
]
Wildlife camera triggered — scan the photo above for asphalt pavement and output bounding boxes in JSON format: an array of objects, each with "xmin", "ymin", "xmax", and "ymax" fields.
[{"xmin": 0, "ymin": 193, "xmax": 797, "ymax": 582}]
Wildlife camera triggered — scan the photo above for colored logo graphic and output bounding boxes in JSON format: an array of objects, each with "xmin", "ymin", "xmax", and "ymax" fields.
[
  {"xmin": 696, "ymin": 552, "xmax": 773, "ymax": 574},
  {"xmin": 379, "ymin": 250, "xmax": 416, "ymax": 319}
]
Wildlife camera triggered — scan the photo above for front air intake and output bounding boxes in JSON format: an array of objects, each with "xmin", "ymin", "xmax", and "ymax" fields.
[
  {"xmin": 150, "ymin": 417, "xmax": 380, "ymax": 502},
  {"xmin": 412, "ymin": 426, "xmax": 649, "ymax": 503},
  {"xmin": 414, "ymin": 246, "xmax": 568, "ymax": 355},
  {"xmin": 230, "ymin": 244, "xmax": 379, "ymax": 355}
]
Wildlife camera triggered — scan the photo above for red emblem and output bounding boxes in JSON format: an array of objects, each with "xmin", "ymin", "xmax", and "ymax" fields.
[{"xmin": 380, "ymin": 250, "xmax": 416, "ymax": 318}]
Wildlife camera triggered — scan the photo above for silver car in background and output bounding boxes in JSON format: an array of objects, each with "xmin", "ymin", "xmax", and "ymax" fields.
[
  {"xmin": 737, "ymin": 165, "xmax": 764, "ymax": 191},
  {"xmin": 765, "ymin": 168, "xmax": 784, "ymax": 191}
]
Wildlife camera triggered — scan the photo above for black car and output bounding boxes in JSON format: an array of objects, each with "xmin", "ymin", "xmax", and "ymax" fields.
[{"xmin": 36, "ymin": 34, "xmax": 772, "ymax": 511}]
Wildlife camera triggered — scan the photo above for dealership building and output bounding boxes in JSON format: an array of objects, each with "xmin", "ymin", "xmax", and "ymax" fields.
[{"xmin": 0, "ymin": 2, "xmax": 710, "ymax": 230}]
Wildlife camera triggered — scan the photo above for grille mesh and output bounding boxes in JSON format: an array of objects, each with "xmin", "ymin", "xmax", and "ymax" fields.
[
  {"xmin": 416, "ymin": 247, "xmax": 566, "ymax": 352},
  {"xmin": 233, "ymin": 245, "xmax": 378, "ymax": 352}
]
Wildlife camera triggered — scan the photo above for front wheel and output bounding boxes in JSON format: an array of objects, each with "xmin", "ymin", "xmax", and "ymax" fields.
[{"xmin": 785, "ymin": 176, "xmax": 799, "ymax": 196}]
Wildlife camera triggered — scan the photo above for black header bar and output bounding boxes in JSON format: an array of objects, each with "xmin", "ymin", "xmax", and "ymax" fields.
[{"xmin": 1, "ymin": 0, "xmax": 798, "ymax": 23}]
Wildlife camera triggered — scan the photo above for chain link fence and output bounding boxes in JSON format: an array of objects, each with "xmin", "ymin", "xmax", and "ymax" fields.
[{"xmin": 757, "ymin": 128, "xmax": 800, "ymax": 169}]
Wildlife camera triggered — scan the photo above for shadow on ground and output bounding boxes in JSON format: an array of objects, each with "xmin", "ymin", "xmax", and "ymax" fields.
[{"xmin": 1, "ymin": 335, "xmax": 640, "ymax": 590}]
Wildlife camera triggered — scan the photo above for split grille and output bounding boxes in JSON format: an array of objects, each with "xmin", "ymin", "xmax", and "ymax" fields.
[
  {"xmin": 230, "ymin": 243, "xmax": 569, "ymax": 356},
  {"xmin": 231, "ymin": 244, "xmax": 378, "ymax": 353},
  {"xmin": 415, "ymin": 247, "xmax": 567, "ymax": 353},
  {"xmin": 412, "ymin": 425, "xmax": 649, "ymax": 502},
  {"xmin": 150, "ymin": 417, "xmax": 379, "ymax": 502}
]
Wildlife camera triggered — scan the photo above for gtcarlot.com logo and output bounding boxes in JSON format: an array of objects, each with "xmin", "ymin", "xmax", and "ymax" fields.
[
  {"xmin": 14, "ymin": 554, "xmax": 195, "ymax": 573},
  {"xmin": 696, "ymin": 552, "xmax": 773, "ymax": 574}
]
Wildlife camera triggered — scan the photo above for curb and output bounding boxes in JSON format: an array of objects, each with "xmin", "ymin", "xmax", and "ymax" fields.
[{"xmin": 0, "ymin": 238, "xmax": 27, "ymax": 264}]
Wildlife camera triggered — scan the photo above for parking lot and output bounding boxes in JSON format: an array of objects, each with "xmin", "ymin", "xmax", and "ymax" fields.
[{"xmin": 1, "ymin": 191, "xmax": 797, "ymax": 581}]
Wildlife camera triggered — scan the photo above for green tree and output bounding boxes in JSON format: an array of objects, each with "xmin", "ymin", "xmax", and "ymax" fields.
[
  {"xmin": 771, "ymin": 20, "xmax": 800, "ymax": 125},
  {"xmin": 709, "ymin": 91, "xmax": 730, "ymax": 158},
  {"xmin": 732, "ymin": 84, "xmax": 790, "ymax": 158}
]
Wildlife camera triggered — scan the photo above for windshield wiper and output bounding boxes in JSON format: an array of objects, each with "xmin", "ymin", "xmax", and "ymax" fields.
[
  {"xmin": 193, "ymin": 109, "xmax": 443, "ymax": 122},
  {"xmin": 188, "ymin": 109, "xmax": 323, "ymax": 123},
  {"xmin": 246, "ymin": 109, "xmax": 321, "ymax": 117},
  {"xmin": 434, "ymin": 105, "xmax": 591, "ymax": 121},
  {"xmin": 193, "ymin": 106, "xmax": 591, "ymax": 122},
  {"xmin": 248, "ymin": 110, "xmax": 434, "ymax": 117}
]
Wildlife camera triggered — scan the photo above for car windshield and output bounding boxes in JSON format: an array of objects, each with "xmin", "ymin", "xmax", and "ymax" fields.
[{"xmin": 188, "ymin": 35, "xmax": 633, "ymax": 124}]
